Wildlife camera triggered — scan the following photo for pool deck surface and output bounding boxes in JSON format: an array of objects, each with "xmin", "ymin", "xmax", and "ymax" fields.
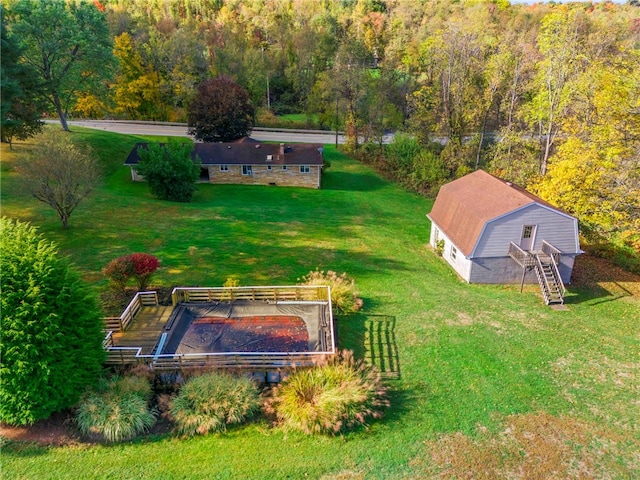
[{"xmin": 111, "ymin": 305, "xmax": 173, "ymax": 355}]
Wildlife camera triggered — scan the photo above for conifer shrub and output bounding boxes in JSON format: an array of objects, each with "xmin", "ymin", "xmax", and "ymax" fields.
[
  {"xmin": 76, "ymin": 375, "xmax": 156, "ymax": 443},
  {"xmin": 266, "ymin": 351, "xmax": 389, "ymax": 435},
  {"xmin": 169, "ymin": 371, "xmax": 261, "ymax": 437},
  {"xmin": 299, "ymin": 270, "xmax": 363, "ymax": 314},
  {"xmin": 0, "ymin": 217, "xmax": 105, "ymax": 425}
]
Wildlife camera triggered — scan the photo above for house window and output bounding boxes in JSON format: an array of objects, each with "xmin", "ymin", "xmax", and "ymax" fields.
[
  {"xmin": 219, "ymin": 165, "xmax": 229, "ymax": 172},
  {"xmin": 450, "ymin": 246, "xmax": 457, "ymax": 261},
  {"xmin": 523, "ymin": 225, "xmax": 534, "ymax": 239},
  {"xmin": 299, "ymin": 165, "xmax": 311, "ymax": 173},
  {"xmin": 282, "ymin": 165, "xmax": 287, "ymax": 171},
  {"xmin": 434, "ymin": 228, "xmax": 439, "ymax": 243},
  {"xmin": 267, "ymin": 165, "xmax": 272, "ymax": 171},
  {"xmin": 242, "ymin": 165, "xmax": 252, "ymax": 176}
]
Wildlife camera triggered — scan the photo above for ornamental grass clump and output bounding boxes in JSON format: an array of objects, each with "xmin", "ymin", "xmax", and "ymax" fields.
[
  {"xmin": 76, "ymin": 375, "xmax": 156, "ymax": 443},
  {"xmin": 169, "ymin": 371, "xmax": 261, "ymax": 437},
  {"xmin": 266, "ymin": 351, "xmax": 389, "ymax": 435},
  {"xmin": 299, "ymin": 269, "xmax": 363, "ymax": 314}
]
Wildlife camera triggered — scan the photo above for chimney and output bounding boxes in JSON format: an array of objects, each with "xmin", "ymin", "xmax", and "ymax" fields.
[{"xmin": 279, "ymin": 143, "xmax": 285, "ymax": 155}]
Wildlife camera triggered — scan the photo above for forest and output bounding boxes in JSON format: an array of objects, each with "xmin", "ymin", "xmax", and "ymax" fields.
[{"xmin": 2, "ymin": 0, "xmax": 639, "ymax": 265}]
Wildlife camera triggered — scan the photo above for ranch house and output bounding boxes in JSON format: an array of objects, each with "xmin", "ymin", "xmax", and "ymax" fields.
[
  {"xmin": 125, "ymin": 138, "xmax": 324, "ymax": 189},
  {"xmin": 427, "ymin": 170, "xmax": 582, "ymax": 305}
]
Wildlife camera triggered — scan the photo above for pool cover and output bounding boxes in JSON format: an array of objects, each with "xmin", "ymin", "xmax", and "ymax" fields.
[{"xmin": 162, "ymin": 301, "xmax": 328, "ymax": 355}]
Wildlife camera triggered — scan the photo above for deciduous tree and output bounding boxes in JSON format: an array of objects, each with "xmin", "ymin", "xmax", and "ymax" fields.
[
  {"xmin": 136, "ymin": 140, "xmax": 200, "ymax": 202},
  {"xmin": 6, "ymin": 0, "xmax": 114, "ymax": 131},
  {"xmin": 16, "ymin": 130, "xmax": 102, "ymax": 228},
  {"xmin": 187, "ymin": 77, "xmax": 255, "ymax": 142}
]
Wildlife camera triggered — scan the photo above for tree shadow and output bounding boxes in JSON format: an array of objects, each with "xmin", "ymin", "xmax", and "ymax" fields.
[
  {"xmin": 564, "ymin": 254, "xmax": 639, "ymax": 305},
  {"xmin": 322, "ymin": 171, "xmax": 390, "ymax": 192},
  {"xmin": 337, "ymin": 313, "xmax": 401, "ymax": 379}
]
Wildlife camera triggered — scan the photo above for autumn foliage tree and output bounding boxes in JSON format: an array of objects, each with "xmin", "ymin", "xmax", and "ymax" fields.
[
  {"xmin": 103, "ymin": 253, "xmax": 160, "ymax": 292},
  {"xmin": 187, "ymin": 76, "xmax": 255, "ymax": 142}
]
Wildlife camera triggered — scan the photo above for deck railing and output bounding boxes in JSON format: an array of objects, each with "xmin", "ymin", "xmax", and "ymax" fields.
[
  {"xmin": 508, "ymin": 242, "xmax": 536, "ymax": 268},
  {"xmin": 104, "ymin": 291, "xmax": 159, "ymax": 332},
  {"xmin": 541, "ymin": 240, "xmax": 562, "ymax": 266},
  {"xmin": 171, "ymin": 285, "xmax": 329, "ymax": 305},
  {"xmin": 104, "ymin": 349, "xmax": 329, "ymax": 369}
]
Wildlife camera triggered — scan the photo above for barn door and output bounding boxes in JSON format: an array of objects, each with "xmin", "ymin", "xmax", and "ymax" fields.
[{"xmin": 520, "ymin": 225, "xmax": 537, "ymax": 251}]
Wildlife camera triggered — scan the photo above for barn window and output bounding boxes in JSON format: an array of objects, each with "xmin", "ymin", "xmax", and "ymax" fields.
[
  {"xmin": 267, "ymin": 165, "xmax": 272, "ymax": 171},
  {"xmin": 242, "ymin": 165, "xmax": 252, "ymax": 176},
  {"xmin": 282, "ymin": 165, "xmax": 288, "ymax": 171},
  {"xmin": 299, "ymin": 165, "xmax": 311, "ymax": 173},
  {"xmin": 219, "ymin": 165, "xmax": 229, "ymax": 172},
  {"xmin": 450, "ymin": 246, "xmax": 457, "ymax": 260}
]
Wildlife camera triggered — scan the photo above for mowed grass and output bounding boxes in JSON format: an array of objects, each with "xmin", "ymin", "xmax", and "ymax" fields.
[{"xmin": 1, "ymin": 128, "xmax": 639, "ymax": 479}]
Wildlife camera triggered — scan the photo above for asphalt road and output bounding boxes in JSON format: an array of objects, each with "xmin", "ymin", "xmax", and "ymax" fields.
[{"xmin": 59, "ymin": 119, "xmax": 351, "ymax": 144}]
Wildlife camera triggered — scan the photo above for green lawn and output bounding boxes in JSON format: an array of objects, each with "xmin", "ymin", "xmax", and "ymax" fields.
[{"xmin": 1, "ymin": 129, "xmax": 638, "ymax": 479}]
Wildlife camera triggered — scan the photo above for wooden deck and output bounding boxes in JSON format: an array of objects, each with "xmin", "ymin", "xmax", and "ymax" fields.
[{"xmin": 111, "ymin": 305, "xmax": 173, "ymax": 355}]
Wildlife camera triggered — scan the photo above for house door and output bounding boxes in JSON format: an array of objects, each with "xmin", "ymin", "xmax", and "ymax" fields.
[{"xmin": 520, "ymin": 225, "xmax": 537, "ymax": 251}]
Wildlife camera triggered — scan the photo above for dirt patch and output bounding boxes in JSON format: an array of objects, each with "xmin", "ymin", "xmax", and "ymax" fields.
[
  {"xmin": 414, "ymin": 412, "xmax": 640, "ymax": 479},
  {"xmin": 0, "ymin": 412, "xmax": 80, "ymax": 447},
  {"xmin": 0, "ymin": 410, "xmax": 173, "ymax": 447}
]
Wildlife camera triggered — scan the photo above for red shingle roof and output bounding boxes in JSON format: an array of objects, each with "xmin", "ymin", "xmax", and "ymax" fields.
[{"xmin": 427, "ymin": 170, "xmax": 569, "ymax": 257}]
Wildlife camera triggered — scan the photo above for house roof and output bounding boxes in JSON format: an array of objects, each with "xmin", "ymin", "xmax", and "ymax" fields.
[
  {"xmin": 125, "ymin": 140, "xmax": 324, "ymax": 167},
  {"xmin": 427, "ymin": 170, "xmax": 574, "ymax": 258}
]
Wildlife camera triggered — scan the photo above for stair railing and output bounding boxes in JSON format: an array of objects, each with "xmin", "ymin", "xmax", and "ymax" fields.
[
  {"xmin": 541, "ymin": 241, "xmax": 566, "ymax": 298},
  {"xmin": 534, "ymin": 254, "xmax": 552, "ymax": 305}
]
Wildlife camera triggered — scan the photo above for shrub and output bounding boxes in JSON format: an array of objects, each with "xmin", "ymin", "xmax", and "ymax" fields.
[
  {"xmin": 299, "ymin": 269, "xmax": 363, "ymax": 314},
  {"xmin": 103, "ymin": 255, "xmax": 135, "ymax": 293},
  {"xmin": 76, "ymin": 376, "xmax": 156, "ymax": 443},
  {"xmin": 169, "ymin": 371, "xmax": 261, "ymax": 437},
  {"xmin": 129, "ymin": 253, "xmax": 160, "ymax": 290},
  {"xmin": 103, "ymin": 253, "xmax": 159, "ymax": 292},
  {"xmin": 266, "ymin": 351, "xmax": 388, "ymax": 435},
  {"xmin": 0, "ymin": 218, "xmax": 105, "ymax": 425}
]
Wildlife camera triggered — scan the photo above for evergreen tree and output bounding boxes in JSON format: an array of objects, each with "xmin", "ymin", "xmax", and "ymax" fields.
[
  {"xmin": 0, "ymin": 218, "xmax": 105, "ymax": 425},
  {"xmin": 136, "ymin": 140, "xmax": 201, "ymax": 202}
]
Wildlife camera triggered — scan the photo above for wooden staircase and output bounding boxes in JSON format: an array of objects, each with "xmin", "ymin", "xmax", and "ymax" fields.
[
  {"xmin": 509, "ymin": 241, "xmax": 566, "ymax": 306},
  {"xmin": 533, "ymin": 252, "xmax": 565, "ymax": 305}
]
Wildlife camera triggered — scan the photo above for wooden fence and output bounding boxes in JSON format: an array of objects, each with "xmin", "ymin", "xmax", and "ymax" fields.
[
  {"xmin": 104, "ymin": 350, "xmax": 328, "ymax": 370},
  {"xmin": 103, "ymin": 291, "xmax": 159, "ymax": 332},
  {"xmin": 171, "ymin": 285, "xmax": 330, "ymax": 305}
]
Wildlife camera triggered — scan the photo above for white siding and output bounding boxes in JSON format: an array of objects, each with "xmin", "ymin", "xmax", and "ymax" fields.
[
  {"xmin": 431, "ymin": 222, "xmax": 472, "ymax": 282},
  {"xmin": 472, "ymin": 204, "xmax": 579, "ymax": 258}
]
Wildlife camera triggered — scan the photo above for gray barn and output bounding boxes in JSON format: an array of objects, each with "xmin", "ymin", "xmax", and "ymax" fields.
[{"xmin": 427, "ymin": 170, "xmax": 582, "ymax": 304}]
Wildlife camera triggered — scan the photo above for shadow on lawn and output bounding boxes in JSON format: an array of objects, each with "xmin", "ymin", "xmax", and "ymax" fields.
[
  {"xmin": 337, "ymin": 313, "xmax": 401, "ymax": 379},
  {"xmin": 322, "ymin": 171, "xmax": 389, "ymax": 192}
]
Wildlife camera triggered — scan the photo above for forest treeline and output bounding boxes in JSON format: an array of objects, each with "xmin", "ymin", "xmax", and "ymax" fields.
[{"xmin": 2, "ymin": 0, "xmax": 639, "ymax": 263}]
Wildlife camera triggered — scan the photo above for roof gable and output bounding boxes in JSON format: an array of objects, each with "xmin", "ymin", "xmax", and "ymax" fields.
[{"xmin": 427, "ymin": 170, "xmax": 575, "ymax": 257}]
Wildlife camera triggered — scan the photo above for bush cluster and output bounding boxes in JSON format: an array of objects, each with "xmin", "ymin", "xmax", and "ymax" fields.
[
  {"xmin": 76, "ymin": 375, "xmax": 156, "ymax": 443},
  {"xmin": 103, "ymin": 253, "xmax": 159, "ymax": 292},
  {"xmin": 266, "ymin": 351, "xmax": 389, "ymax": 435},
  {"xmin": 299, "ymin": 269, "xmax": 363, "ymax": 314}
]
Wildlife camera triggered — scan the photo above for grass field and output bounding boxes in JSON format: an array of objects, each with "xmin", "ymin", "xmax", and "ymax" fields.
[{"xmin": 1, "ymin": 128, "xmax": 639, "ymax": 479}]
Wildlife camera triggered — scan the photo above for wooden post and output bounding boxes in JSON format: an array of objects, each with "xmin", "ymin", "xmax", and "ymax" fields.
[{"xmin": 520, "ymin": 266, "xmax": 527, "ymax": 293}]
